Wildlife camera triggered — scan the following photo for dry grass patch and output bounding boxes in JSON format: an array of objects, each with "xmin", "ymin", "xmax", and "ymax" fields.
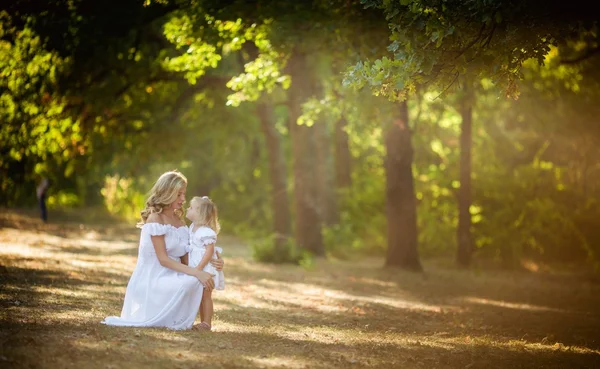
[{"xmin": 1, "ymin": 210, "xmax": 599, "ymax": 369}]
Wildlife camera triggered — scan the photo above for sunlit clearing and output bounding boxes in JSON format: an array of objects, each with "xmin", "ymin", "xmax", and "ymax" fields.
[
  {"xmin": 461, "ymin": 296, "xmax": 567, "ymax": 313},
  {"xmin": 244, "ymin": 355, "xmax": 314, "ymax": 369},
  {"xmin": 435, "ymin": 336, "xmax": 600, "ymax": 355},
  {"xmin": 33, "ymin": 285, "xmax": 96, "ymax": 299},
  {"xmin": 251, "ymin": 279, "xmax": 451, "ymax": 313}
]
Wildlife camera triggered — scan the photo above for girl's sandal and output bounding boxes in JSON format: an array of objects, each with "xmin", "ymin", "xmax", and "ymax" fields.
[{"xmin": 193, "ymin": 322, "xmax": 212, "ymax": 331}]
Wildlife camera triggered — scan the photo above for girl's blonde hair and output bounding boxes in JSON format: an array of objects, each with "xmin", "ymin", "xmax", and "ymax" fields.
[
  {"xmin": 139, "ymin": 171, "xmax": 187, "ymax": 226},
  {"xmin": 191, "ymin": 196, "xmax": 220, "ymax": 234}
]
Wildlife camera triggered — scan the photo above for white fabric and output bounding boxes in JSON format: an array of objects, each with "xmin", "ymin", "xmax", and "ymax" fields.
[
  {"xmin": 188, "ymin": 224, "xmax": 225, "ymax": 290},
  {"xmin": 102, "ymin": 223, "xmax": 203, "ymax": 330}
]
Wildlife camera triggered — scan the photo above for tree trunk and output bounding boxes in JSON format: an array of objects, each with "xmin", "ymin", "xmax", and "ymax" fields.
[
  {"xmin": 334, "ymin": 115, "xmax": 352, "ymax": 189},
  {"xmin": 456, "ymin": 87, "xmax": 474, "ymax": 267},
  {"xmin": 287, "ymin": 51, "xmax": 324, "ymax": 255},
  {"xmin": 314, "ymin": 118, "xmax": 338, "ymax": 226},
  {"xmin": 384, "ymin": 100, "xmax": 422, "ymax": 271},
  {"xmin": 256, "ymin": 102, "xmax": 292, "ymax": 251}
]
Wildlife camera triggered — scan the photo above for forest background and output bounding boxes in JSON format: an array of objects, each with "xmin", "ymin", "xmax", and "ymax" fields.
[{"xmin": 3, "ymin": 0, "xmax": 600, "ymax": 272}]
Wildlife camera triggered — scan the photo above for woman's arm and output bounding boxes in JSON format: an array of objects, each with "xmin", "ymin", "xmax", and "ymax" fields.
[
  {"xmin": 210, "ymin": 251, "xmax": 224, "ymax": 271},
  {"xmin": 195, "ymin": 243, "xmax": 214, "ymax": 270},
  {"xmin": 180, "ymin": 253, "xmax": 189, "ymax": 266},
  {"xmin": 151, "ymin": 235, "xmax": 215, "ymax": 290}
]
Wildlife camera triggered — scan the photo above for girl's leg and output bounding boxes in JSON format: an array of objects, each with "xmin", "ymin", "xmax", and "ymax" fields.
[{"xmin": 200, "ymin": 289, "xmax": 213, "ymax": 326}]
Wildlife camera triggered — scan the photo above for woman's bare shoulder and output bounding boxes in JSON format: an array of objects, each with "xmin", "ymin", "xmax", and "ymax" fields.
[{"xmin": 146, "ymin": 213, "xmax": 165, "ymax": 224}]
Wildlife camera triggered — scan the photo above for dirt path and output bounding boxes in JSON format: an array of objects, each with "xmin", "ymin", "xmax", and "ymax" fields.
[{"xmin": 1, "ymin": 211, "xmax": 599, "ymax": 369}]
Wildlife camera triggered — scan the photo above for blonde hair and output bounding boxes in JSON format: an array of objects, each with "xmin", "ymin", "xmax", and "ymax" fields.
[
  {"xmin": 139, "ymin": 171, "xmax": 187, "ymax": 226},
  {"xmin": 191, "ymin": 196, "xmax": 220, "ymax": 234}
]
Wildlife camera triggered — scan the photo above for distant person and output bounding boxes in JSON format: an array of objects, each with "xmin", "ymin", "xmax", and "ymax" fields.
[
  {"xmin": 185, "ymin": 196, "xmax": 225, "ymax": 331},
  {"xmin": 36, "ymin": 177, "xmax": 49, "ymax": 222},
  {"xmin": 102, "ymin": 171, "xmax": 225, "ymax": 330}
]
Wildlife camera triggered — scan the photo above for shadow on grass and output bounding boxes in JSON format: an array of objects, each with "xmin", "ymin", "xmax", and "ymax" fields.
[
  {"xmin": 40, "ymin": 243, "xmax": 139, "ymax": 257},
  {"xmin": 221, "ymin": 260, "xmax": 600, "ymax": 350},
  {"xmin": 2, "ymin": 319, "xmax": 599, "ymax": 369},
  {"xmin": 1, "ymin": 214, "xmax": 600, "ymax": 369}
]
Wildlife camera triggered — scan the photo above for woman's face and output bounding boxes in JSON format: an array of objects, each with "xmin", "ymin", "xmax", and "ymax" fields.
[{"xmin": 169, "ymin": 186, "xmax": 187, "ymax": 210}]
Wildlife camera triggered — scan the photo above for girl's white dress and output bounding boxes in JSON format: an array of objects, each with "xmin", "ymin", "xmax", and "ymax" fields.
[
  {"xmin": 188, "ymin": 224, "xmax": 225, "ymax": 290},
  {"xmin": 102, "ymin": 223, "xmax": 204, "ymax": 330}
]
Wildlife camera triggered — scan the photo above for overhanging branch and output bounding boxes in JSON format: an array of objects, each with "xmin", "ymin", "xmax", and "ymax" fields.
[{"xmin": 561, "ymin": 46, "xmax": 600, "ymax": 64}]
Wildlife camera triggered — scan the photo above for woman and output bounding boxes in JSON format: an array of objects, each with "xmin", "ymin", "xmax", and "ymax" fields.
[{"xmin": 102, "ymin": 171, "xmax": 224, "ymax": 330}]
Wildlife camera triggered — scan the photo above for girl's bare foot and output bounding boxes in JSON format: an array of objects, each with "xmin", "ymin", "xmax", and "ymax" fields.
[{"xmin": 192, "ymin": 322, "xmax": 211, "ymax": 331}]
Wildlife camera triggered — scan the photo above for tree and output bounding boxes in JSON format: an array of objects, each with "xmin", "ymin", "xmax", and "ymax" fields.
[
  {"xmin": 384, "ymin": 100, "xmax": 422, "ymax": 270},
  {"xmin": 0, "ymin": 11, "xmax": 77, "ymax": 204},
  {"xmin": 1, "ymin": 0, "xmax": 189, "ymax": 205},
  {"xmin": 456, "ymin": 81, "xmax": 474, "ymax": 267},
  {"xmin": 159, "ymin": 0, "xmax": 388, "ymax": 257},
  {"xmin": 346, "ymin": 0, "xmax": 599, "ymax": 268},
  {"xmin": 256, "ymin": 101, "xmax": 292, "ymax": 253}
]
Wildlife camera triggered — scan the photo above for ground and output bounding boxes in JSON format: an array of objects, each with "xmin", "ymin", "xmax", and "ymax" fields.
[{"xmin": 1, "ymin": 209, "xmax": 599, "ymax": 369}]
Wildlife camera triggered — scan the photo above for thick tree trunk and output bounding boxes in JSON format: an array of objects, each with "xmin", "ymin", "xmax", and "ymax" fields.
[
  {"xmin": 334, "ymin": 116, "xmax": 352, "ymax": 189},
  {"xmin": 287, "ymin": 51, "xmax": 324, "ymax": 255},
  {"xmin": 257, "ymin": 102, "xmax": 292, "ymax": 251},
  {"xmin": 384, "ymin": 100, "xmax": 422, "ymax": 271},
  {"xmin": 456, "ymin": 88, "xmax": 474, "ymax": 267}
]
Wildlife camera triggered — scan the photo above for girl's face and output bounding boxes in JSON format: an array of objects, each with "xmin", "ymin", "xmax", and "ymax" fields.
[
  {"xmin": 185, "ymin": 199, "xmax": 200, "ymax": 222},
  {"xmin": 169, "ymin": 186, "xmax": 187, "ymax": 211}
]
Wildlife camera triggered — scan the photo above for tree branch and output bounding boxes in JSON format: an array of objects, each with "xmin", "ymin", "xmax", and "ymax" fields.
[
  {"xmin": 411, "ymin": 86, "xmax": 423, "ymax": 133},
  {"xmin": 432, "ymin": 70, "xmax": 460, "ymax": 100},
  {"xmin": 453, "ymin": 23, "xmax": 486, "ymax": 60},
  {"xmin": 482, "ymin": 23, "xmax": 496, "ymax": 49},
  {"xmin": 561, "ymin": 46, "xmax": 600, "ymax": 64},
  {"xmin": 169, "ymin": 75, "xmax": 230, "ymax": 122}
]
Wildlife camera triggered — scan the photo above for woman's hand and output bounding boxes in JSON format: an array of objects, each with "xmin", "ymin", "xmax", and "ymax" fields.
[
  {"xmin": 210, "ymin": 251, "xmax": 224, "ymax": 271},
  {"xmin": 195, "ymin": 270, "xmax": 215, "ymax": 291}
]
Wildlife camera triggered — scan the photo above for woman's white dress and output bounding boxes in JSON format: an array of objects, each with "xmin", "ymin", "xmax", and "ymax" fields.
[
  {"xmin": 188, "ymin": 225, "xmax": 225, "ymax": 290},
  {"xmin": 102, "ymin": 223, "xmax": 203, "ymax": 330}
]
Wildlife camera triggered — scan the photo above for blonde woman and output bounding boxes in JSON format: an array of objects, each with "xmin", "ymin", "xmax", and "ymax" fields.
[{"xmin": 102, "ymin": 171, "xmax": 224, "ymax": 330}]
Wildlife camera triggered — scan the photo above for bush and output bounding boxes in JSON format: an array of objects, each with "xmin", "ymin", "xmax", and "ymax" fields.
[
  {"xmin": 100, "ymin": 175, "xmax": 144, "ymax": 221},
  {"xmin": 250, "ymin": 235, "xmax": 314, "ymax": 267},
  {"xmin": 322, "ymin": 212, "xmax": 371, "ymax": 259}
]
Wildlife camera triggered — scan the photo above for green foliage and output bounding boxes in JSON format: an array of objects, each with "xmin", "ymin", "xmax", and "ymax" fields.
[
  {"xmin": 250, "ymin": 235, "xmax": 314, "ymax": 267},
  {"xmin": 320, "ymin": 95, "xmax": 389, "ymax": 258},
  {"xmin": 226, "ymin": 51, "xmax": 290, "ymax": 107},
  {"xmin": 100, "ymin": 175, "xmax": 145, "ymax": 221},
  {"xmin": 322, "ymin": 214, "xmax": 359, "ymax": 259},
  {"xmin": 323, "ymin": 210, "xmax": 386, "ymax": 259},
  {"xmin": 0, "ymin": 12, "xmax": 84, "ymax": 203},
  {"xmin": 345, "ymin": 0, "xmax": 596, "ymax": 100},
  {"xmin": 473, "ymin": 146, "xmax": 598, "ymax": 269},
  {"xmin": 475, "ymin": 48, "xmax": 600, "ymax": 269},
  {"xmin": 162, "ymin": 14, "xmax": 222, "ymax": 84},
  {"xmin": 47, "ymin": 191, "xmax": 81, "ymax": 208},
  {"xmin": 3, "ymin": 0, "xmax": 600, "ymax": 272},
  {"xmin": 162, "ymin": 13, "xmax": 291, "ymax": 107}
]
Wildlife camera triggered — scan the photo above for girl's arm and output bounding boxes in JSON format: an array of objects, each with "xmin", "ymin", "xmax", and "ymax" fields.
[
  {"xmin": 180, "ymin": 253, "xmax": 189, "ymax": 266},
  {"xmin": 195, "ymin": 243, "xmax": 215, "ymax": 271},
  {"xmin": 151, "ymin": 235, "xmax": 215, "ymax": 290}
]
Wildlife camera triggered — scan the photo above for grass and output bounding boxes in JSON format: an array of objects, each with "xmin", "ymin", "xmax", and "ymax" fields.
[{"xmin": 1, "ymin": 209, "xmax": 599, "ymax": 369}]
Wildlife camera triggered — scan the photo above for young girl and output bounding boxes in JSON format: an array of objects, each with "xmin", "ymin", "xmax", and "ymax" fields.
[{"xmin": 185, "ymin": 196, "xmax": 225, "ymax": 331}]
